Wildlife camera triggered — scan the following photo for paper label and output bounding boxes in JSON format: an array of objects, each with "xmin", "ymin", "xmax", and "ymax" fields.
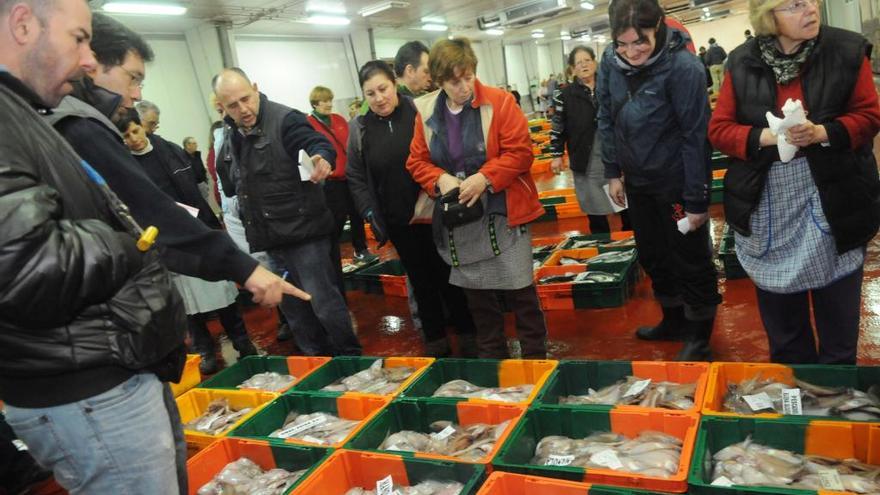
[
  {"xmin": 298, "ymin": 149, "xmax": 316, "ymax": 182},
  {"xmin": 677, "ymin": 216, "xmax": 691, "ymax": 234},
  {"xmin": 602, "ymin": 184, "xmax": 627, "ymax": 212},
  {"xmin": 624, "ymin": 378, "xmax": 652, "ymax": 398},
  {"xmin": 432, "ymin": 425, "xmax": 456, "ymax": 440},
  {"xmin": 590, "ymin": 449, "xmax": 624, "ymax": 470},
  {"xmin": 817, "ymin": 469, "xmax": 845, "ymax": 491},
  {"xmin": 742, "ymin": 392, "xmax": 775, "ymax": 412},
  {"xmin": 376, "ymin": 475, "xmax": 394, "ymax": 495},
  {"xmin": 782, "ymin": 388, "xmax": 803, "ymax": 415},
  {"xmin": 711, "ymin": 476, "xmax": 735, "ymax": 487},
  {"xmin": 175, "ymin": 202, "xmax": 199, "ymax": 217},
  {"xmin": 276, "ymin": 415, "xmax": 327, "ymax": 438},
  {"xmin": 545, "ymin": 454, "xmax": 575, "ymax": 466},
  {"xmin": 12, "ymin": 440, "xmax": 27, "ymax": 451}
]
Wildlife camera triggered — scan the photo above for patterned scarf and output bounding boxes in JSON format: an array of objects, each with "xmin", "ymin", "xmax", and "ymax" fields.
[{"xmin": 757, "ymin": 35, "xmax": 817, "ymax": 85}]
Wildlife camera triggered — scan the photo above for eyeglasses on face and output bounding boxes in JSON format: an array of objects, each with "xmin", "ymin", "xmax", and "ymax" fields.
[{"xmin": 773, "ymin": 0, "xmax": 819, "ymax": 15}]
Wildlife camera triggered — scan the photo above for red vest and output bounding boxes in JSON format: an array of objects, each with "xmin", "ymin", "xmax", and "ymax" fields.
[{"xmin": 307, "ymin": 113, "xmax": 349, "ymax": 180}]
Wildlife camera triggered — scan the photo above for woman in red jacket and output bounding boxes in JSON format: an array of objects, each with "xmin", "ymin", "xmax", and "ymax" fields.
[
  {"xmin": 709, "ymin": 0, "xmax": 880, "ymax": 364},
  {"xmin": 406, "ymin": 38, "xmax": 548, "ymax": 359}
]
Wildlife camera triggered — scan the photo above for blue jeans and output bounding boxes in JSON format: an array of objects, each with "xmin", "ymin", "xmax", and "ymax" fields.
[
  {"xmin": 271, "ymin": 237, "xmax": 362, "ymax": 356},
  {"xmin": 4, "ymin": 373, "xmax": 184, "ymax": 494}
]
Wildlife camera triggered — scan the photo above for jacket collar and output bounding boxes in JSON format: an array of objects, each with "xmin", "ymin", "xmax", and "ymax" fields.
[
  {"xmin": 470, "ymin": 78, "xmax": 489, "ymax": 109},
  {"xmin": 68, "ymin": 77, "xmax": 124, "ymax": 121},
  {"xmin": 0, "ymin": 69, "xmax": 54, "ymax": 111},
  {"xmin": 224, "ymin": 92, "xmax": 269, "ymax": 135}
]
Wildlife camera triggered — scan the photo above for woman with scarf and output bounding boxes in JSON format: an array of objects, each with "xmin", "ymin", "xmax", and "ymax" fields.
[
  {"xmin": 709, "ymin": 0, "xmax": 880, "ymax": 364},
  {"xmin": 407, "ymin": 38, "xmax": 548, "ymax": 359},
  {"xmin": 598, "ymin": 0, "xmax": 720, "ymax": 360},
  {"xmin": 550, "ymin": 45, "xmax": 631, "ymax": 234}
]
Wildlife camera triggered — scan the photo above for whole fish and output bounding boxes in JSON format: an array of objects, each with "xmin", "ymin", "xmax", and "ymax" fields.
[
  {"xmin": 321, "ymin": 359, "xmax": 417, "ymax": 395},
  {"xmin": 197, "ymin": 457, "xmax": 306, "ymax": 495},
  {"xmin": 585, "ymin": 250, "xmax": 636, "ymax": 264},
  {"xmin": 560, "ymin": 376, "xmax": 696, "ymax": 410},
  {"xmin": 573, "ymin": 271, "xmax": 620, "ymax": 284},
  {"xmin": 268, "ymin": 411, "xmax": 360, "ymax": 446},
  {"xmin": 379, "ymin": 420, "xmax": 511, "ymax": 461},
  {"xmin": 432, "ymin": 379, "xmax": 534, "ymax": 403},
  {"xmin": 531, "ymin": 430, "xmax": 682, "ymax": 478},
  {"xmin": 238, "ymin": 372, "xmax": 296, "ymax": 392},
  {"xmin": 539, "ymin": 273, "xmax": 577, "ymax": 284},
  {"xmin": 712, "ymin": 436, "xmax": 880, "ymax": 493},
  {"xmin": 344, "ymin": 480, "xmax": 464, "ymax": 495},
  {"xmin": 184, "ymin": 398, "xmax": 252, "ymax": 435}
]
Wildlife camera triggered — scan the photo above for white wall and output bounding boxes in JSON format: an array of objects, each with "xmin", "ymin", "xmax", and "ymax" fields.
[
  {"xmin": 685, "ymin": 13, "xmax": 753, "ymax": 54},
  {"xmin": 472, "ymin": 40, "xmax": 505, "ymax": 87},
  {"xmin": 373, "ymin": 37, "xmax": 435, "ymax": 59},
  {"xmin": 142, "ymin": 36, "xmax": 214, "ymax": 148},
  {"xmin": 234, "ymin": 37, "xmax": 361, "ymax": 115},
  {"xmin": 536, "ymin": 44, "xmax": 553, "ymax": 79},
  {"xmin": 504, "ymin": 43, "xmax": 533, "ymax": 112}
]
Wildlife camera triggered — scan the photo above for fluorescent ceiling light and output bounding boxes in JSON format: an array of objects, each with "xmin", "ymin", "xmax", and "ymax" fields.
[
  {"xmin": 561, "ymin": 34, "xmax": 571, "ymax": 40},
  {"xmin": 421, "ymin": 16, "xmax": 445, "ymax": 23},
  {"xmin": 531, "ymin": 32, "xmax": 545, "ymax": 38},
  {"xmin": 581, "ymin": 1, "xmax": 595, "ymax": 9},
  {"xmin": 581, "ymin": 34, "xmax": 592, "ymax": 41},
  {"xmin": 358, "ymin": 0, "xmax": 408, "ymax": 17},
  {"xmin": 307, "ymin": 14, "xmax": 350, "ymax": 25},
  {"xmin": 703, "ymin": 6, "xmax": 710, "ymax": 11},
  {"xmin": 307, "ymin": 1, "xmax": 345, "ymax": 14},
  {"xmin": 486, "ymin": 28, "xmax": 504, "ymax": 36},
  {"xmin": 482, "ymin": 20, "xmax": 500, "ymax": 28},
  {"xmin": 421, "ymin": 23, "xmax": 448, "ymax": 31},
  {"xmin": 103, "ymin": 2, "xmax": 186, "ymax": 15}
]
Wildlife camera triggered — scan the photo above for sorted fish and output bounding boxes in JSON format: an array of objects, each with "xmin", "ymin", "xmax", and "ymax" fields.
[
  {"xmin": 321, "ymin": 359, "xmax": 417, "ymax": 395},
  {"xmin": 344, "ymin": 480, "xmax": 464, "ymax": 495},
  {"xmin": 585, "ymin": 250, "xmax": 636, "ymax": 264},
  {"xmin": 532, "ymin": 259, "xmax": 543, "ymax": 270},
  {"xmin": 184, "ymin": 399, "xmax": 252, "ymax": 435},
  {"xmin": 712, "ymin": 436, "xmax": 880, "ymax": 493},
  {"xmin": 197, "ymin": 457, "xmax": 306, "ymax": 495},
  {"xmin": 573, "ymin": 271, "xmax": 620, "ymax": 284},
  {"xmin": 268, "ymin": 411, "xmax": 360, "ymax": 446},
  {"xmin": 570, "ymin": 239, "xmax": 602, "ymax": 248},
  {"xmin": 722, "ymin": 373, "xmax": 880, "ymax": 420},
  {"xmin": 432, "ymin": 379, "xmax": 534, "ymax": 403},
  {"xmin": 560, "ymin": 376, "xmax": 696, "ymax": 410},
  {"xmin": 569, "ymin": 238, "xmax": 635, "ymax": 250},
  {"xmin": 559, "ymin": 256, "xmax": 588, "ymax": 265},
  {"xmin": 539, "ymin": 273, "xmax": 578, "ymax": 284},
  {"xmin": 532, "ymin": 244, "xmax": 557, "ymax": 255},
  {"xmin": 603, "ymin": 237, "xmax": 636, "ymax": 248},
  {"xmin": 379, "ymin": 420, "xmax": 511, "ymax": 461},
  {"xmin": 237, "ymin": 372, "xmax": 296, "ymax": 392},
  {"xmin": 531, "ymin": 431, "xmax": 682, "ymax": 478}
]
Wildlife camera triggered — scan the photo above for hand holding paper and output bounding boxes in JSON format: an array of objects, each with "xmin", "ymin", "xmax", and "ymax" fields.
[{"xmin": 765, "ymin": 98, "xmax": 807, "ymax": 162}]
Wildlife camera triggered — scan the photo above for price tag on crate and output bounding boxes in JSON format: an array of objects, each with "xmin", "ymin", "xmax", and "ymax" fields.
[
  {"xmin": 276, "ymin": 415, "xmax": 327, "ymax": 438},
  {"xmin": 431, "ymin": 425, "xmax": 457, "ymax": 441},
  {"xmin": 590, "ymin": 450, "xmax": 624, "ymax": 470},
  {"xmin": 781, "ymin": 388, "xmax": 803, "ymax": 415},
  {"xmin": 742, "ymin": 392, "xmax": 775, "ymax": 412},
  {"xmin": 818, "ymin": 469, "xmax": 845, "ymax": 491},
  {"xmin": 376, "ymin": 475, "xmax": 394, "ymax": 495},
  {"xmin": 545, "ymin": 454, "xmax": 575, "ymax": 466},
  {"xmin": 711, "ymin": 476, "xmax": 735, "ymax": 487},
  {"xmin": 624, "ymin": 378, "xmax": 652, "ymax": 398}
]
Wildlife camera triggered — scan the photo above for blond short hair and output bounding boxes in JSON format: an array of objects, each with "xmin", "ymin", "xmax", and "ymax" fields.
[
  {"xmin": 309, "ymin": 86, "xmax": 334, "ymax": 108},
  {"xmin": 749, "ymin": 0, "xmax": 792, "ymax": 36}
]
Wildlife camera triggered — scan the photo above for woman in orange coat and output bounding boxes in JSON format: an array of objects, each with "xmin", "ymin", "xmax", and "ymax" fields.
[{"xmin": 406, "ymin": 37, "xmax": 548, "ymax": 359}]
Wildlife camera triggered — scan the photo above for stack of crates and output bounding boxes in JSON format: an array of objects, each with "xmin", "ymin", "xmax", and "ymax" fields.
[
  {"xmin": 537, "ymin": 188, "xmax": 585, "ymax": 221},
  {"xmin": 717, "ymin": 223, "xmax": 746, "ymax": 280},
  {"xmin": 533, "ymin": 231, "xmax": 640, "ymax": 310},
  {"xmin": 349, "ymin": 258, "xmax": 409, "ymax": 297},
  {"xmin": 689, "ymin": 362, "xmax": 880, "ymax": 495},
  {"xmin": 710, "ymin": 169, "xmax": 726, "ymax": 204},
  {"xmin": 529, "ymin": 118, "xmax": 556, "ymax": 175}
]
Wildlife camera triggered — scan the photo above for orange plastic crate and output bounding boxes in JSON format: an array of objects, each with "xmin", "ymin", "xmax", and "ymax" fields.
[
  {"xmin": 477, "ymin": 472, "xmax": 635, "ymax": 494},
  {"xmin": 554, "ymin": 203, "xmax": 586, "ymax": 219},
  {"xmin": 177, "ymin": 388, "xmax": 277, "ymax": 453},
  {"xmin": 712, "ymin": 168, "xmax": 727, "ymax": 180},
  {"xmin": 544, "ymin": 248, "xmax": 601, "ymax": 266},
  {"xmin": 170, "ymin": 354, "xmax": 202, "ymax": 397},
  {"xmin": 531, "ymin": 160, "xmax": 551, "ymax": 175},
  {"xmin": 534, "ymin": 265, "xmax": 585, "ymax": 311}
]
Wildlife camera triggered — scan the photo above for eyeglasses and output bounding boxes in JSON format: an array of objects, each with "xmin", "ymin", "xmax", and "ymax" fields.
[
  {"xmin": 574, "ymin": 59, "xmax": 595, "ymax": 67},
  {"xmin": 120, "ymin": 67, "xmax": 144, "ymax": 89},
  {"xmin": 773, "ymin": 0, "xmax": 819, "ymax": 15}
]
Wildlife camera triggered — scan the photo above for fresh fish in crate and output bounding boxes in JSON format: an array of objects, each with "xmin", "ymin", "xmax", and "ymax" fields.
[
  {"xmin": 197, "ymin": 457, "xmax": 306, "ymax": 495},
  {"xmin": 268, "ymin": 411, "xmax": 360, "ymax": 446},
  {"xmin": 432, "ymin": 379, "xmax": 534, "ymax": 403},
  {"xmin": 560, "ymin": 376, "xmax": 696, "ymax": 410},
  {"xmin": 184, "ymin": 398, "xmax": 252, "ymax": 435},
  {"xmin": 532, "ymin": 244, "xmax": 556, "ymax": 255},
  {"xmin": 712, "ymin": 436, "xmax": 880, "ymax": 493},
  {"xmin": 722, "ymin": 373, "xmax": 880, "ymax": 420},
  {"xmin": 604, "ymin": 237, "xmax": 636, "ymax": 248},
  {"xmin": 569, "ymin": 239, "xmax": 602, "ymax": 248},
  {"xmin": 344, "ymin": 480, "xmax": 464, "ymax": 495},
  {"xmin": 573, "ymin": 271, "xmax": 620, "ymax": 284},
  {"xmin": 321, "ymin": 359, "xmax": 416, "ymax": 395},
  {"xmin": 538, "ymin": 273, "xmax": 578, "ymax": 284},
  {"xmin": 237, "ymin": 372, "xmax": 296, "ymax": 392},
  {"xmin": 379, "ymin": 420, "xmax": 511, "ymax": 461},
  {"xmin": 531, "ymin": 430, "xmax": 682, "ymax": 478},
  {"xmin": 585, "ymin": 250, "xmax": 636, "ymax": 264},
  {"xmin": 559, "ymin": 256, "xmax": 588, "ymax": 265}
]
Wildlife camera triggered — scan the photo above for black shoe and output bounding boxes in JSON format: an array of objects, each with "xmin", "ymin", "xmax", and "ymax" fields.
[
  {"xmin": 636, "ymin": 305, "xmax": 686, "ymax": 341},
  {"xmin": 277, "ymin": 323, "xmax": 292, "ymax": 342},
  {"xmin": 676, "ymin": 317, "xmax": 715, "ymax": 362},
  {"xmin": 199, "ymin": 352, "xmax": 219, "ymax": 375},
  {"xmin": 424, "ymin": 338, "xmax": 452, "ymax": 358},
  {"xmin": 233, "ymin": 338, "xmax": 258, "ymax": 358}
]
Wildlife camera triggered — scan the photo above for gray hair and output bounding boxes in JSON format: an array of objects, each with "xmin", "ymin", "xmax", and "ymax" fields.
[
  {"xmin": 0, "ymin": 0, "xmax": 56, "ymax": 22},
  {"xmin": 135, "ymin": 100, "xmax": 160, "ymax": 118}
]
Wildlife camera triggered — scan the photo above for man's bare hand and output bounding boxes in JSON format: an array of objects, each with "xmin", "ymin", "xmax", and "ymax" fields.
[
  {"xmin": 244, "ymin": 265, "xmax": 310, "ymax": 307},
  {"xmin": 310, "ymin": 155, "xmax": 332, "ymax": 183}
]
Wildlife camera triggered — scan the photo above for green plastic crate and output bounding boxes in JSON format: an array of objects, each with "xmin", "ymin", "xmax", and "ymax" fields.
[
  {"xmin": 536, "ymin": 204, "xmax": 558, "ymax": 222},
  {"xmin": 197, "ymin": 356, "xmax": 329, "ymax": 393},
  {"xmin": 289, "ymin": 356, "xmax": 432, "ymax": 397},
  {"xmin": 688, "ymin": 416, "xmax": 880, "ymax": 495},
  {"xmin": 718, "ymin": 225, "xmax": 747, "ymax": 280},
  {"xmin": 349, "ymin": 259, "xmax": 407, "ymax": 295},
  {"xmin": 711, "ymin": 151, "xmax": 729, "ymax": 170},
  {"xmin": 536, "ymin": 361, "xmax": 637, "ymax": 410},
  {"xmin": 539, "ymin": 196, "xmax": 569, "ymax": 206},
  {"xmin": 493, "ymin": 406, "xmax": 698, "ymax": 493},
  {"xmin": 710, "ymin": 178, "xmax": 724, "ymax": 204},
  {"xmin": 187, "ymin": 437, "xmax": 329, "ymax": 494},
  {"xmin": 345, "ymin": 398, "xmax": 523, "ymax": 464},
  {"xmin": 559, "ymin": 233, "xmax": 637, "ymax": 253}
]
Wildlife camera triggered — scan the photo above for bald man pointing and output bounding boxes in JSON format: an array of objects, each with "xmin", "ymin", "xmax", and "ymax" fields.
[{"xmin": 213, "ymin": 68, "xmax": 362, "ymax": 356}]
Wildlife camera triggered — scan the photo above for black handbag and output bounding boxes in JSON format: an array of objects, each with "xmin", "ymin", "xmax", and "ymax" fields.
[{"xmin": 440, "ymin": 187, "xmax": 484, "ymax": 228}]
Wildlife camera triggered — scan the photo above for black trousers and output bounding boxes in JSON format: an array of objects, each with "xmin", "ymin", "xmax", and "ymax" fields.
[
  {"xmin": 587, "ymin": 209, "xmax": 632, "ymax": 234},
  {"xmin": 325, "ymin": 180, "xmax": 368, "ymax": 252},
  {"xmin": 189, "ymin": 303, "xmax": 249, "ymax": 353},
  {"xmin": 756, "ymin": 266, "xmax": 863, "ymax": 365},
  {"xmin": 463, "ymin": 285, "xmax": 547, "ymax": 359},
  {"xmin": 386, "ymin": 223, "xmax": 476, "ymax": 343},
  {"xmin": 626, "ymin": 188, "xmax": 720, "ymax": 320}
]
